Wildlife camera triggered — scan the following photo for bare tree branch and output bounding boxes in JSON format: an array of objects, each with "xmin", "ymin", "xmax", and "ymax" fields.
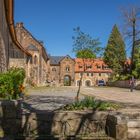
[{"xmin": 121, "ymin": 6, "xmax": 140, "ymax": 73}]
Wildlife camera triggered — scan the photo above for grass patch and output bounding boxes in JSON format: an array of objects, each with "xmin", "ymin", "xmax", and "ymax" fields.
[{"xmin": 62, "ymin": 96, "xmax": 120, "ymax": 111}]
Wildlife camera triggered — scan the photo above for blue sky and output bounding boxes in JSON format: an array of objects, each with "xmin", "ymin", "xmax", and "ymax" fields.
[{"xmin": 14, "ymin": 0, "xmax": 139, "ymax": 57}]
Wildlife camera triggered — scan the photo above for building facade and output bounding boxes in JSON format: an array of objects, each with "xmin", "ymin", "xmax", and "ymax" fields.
[
  {"xmin": 48, "ymin": 56, "xmax": 112, "ymax": 87},
  {"xmin": 48, "ymin": 55, "xmax": 75, "ymax": 86},
  {"xmin": 15, "ymin": 23, "xmax": 49, "ymax": 86},
  {"xmin": 0, "ymin": 0, "xmax": 112, "ymax": 87},
  {"xmin": 75, "ymin": 58, "xmax": 112, "ymax": 86}
]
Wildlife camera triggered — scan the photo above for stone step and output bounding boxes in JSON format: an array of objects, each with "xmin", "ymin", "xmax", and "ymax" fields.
[
  {"xmin": 128, "ymin": 128, "xmax": 140, "ymax": 139},
  {"xmin": 13, "ymin": 135, "xmax": 114, "ymax": 140},
  {"xmin": 127, "ymin": 120, "xmax": 140, "ymax": 128}
]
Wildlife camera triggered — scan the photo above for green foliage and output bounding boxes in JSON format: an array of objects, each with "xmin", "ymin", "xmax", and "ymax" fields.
[
  {"xmin": 104, "ymin": 24, "xmax": 126, "ymax": 75},
  {"xmin": 118, "ymin": 74, "xmax": 132, "ymax": 80},
  {"xmin": 62, "ymin": 96, "xmax": 120, "ymax": 111},
  {"xmin": 72, "ymin": 27, "xmax": 102, "ymax": 58},
  {"xmin": 76, "ymin": 49, "xmax": 96, "ymax": 59},
  {"xmin": 97, "ymin": 102, "xmax": 120, "ymax": 111},
  {"xmin": 133, "ymin": 44, "xmax": 140, "ymax": 79},
  {"xmin": 0, "ymin": 68, "xmax": 25, "ymax": 100}
]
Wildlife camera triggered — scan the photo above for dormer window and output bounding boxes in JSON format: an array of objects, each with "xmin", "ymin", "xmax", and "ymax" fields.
[
  {"xmin": 97, "ymin": 65, "xmax": 101, "ymax": 69},
  {"xmin": 79, "ymin": 65, "xmax": 82, "ymax": 69},
  {"xmin": 86, "ymin": 65, "xmax": 92, "ymax": 69},
  {"xmin": 104, "ymin": 66, "xmax": 109, "ymax": 69}
]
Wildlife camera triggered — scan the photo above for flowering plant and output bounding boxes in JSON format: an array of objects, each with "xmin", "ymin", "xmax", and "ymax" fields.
[{"xmin": 0, "ymin": 68, "xmax": 25, "ymax": 100}]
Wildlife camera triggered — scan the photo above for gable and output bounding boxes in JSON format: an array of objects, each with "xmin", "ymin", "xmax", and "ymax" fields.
[{"xmin": 60, "ymin": 55, "xmax": 75, "ymax": 64}]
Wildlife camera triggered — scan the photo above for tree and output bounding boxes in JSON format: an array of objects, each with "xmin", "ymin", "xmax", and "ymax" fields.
[
  {"xmin": 121, "ymin": 6, "xmax": 140, "ymax": 73},
  {"xmin": 72, "ymin": 27, "xmax": 101, "ymax": 100},
  {"xmin": 132, "ymin": 40, "xmax": 140, "ymax": 78},
  {"xmin": 104, "ymin": 24, "xmax": 126, "ymax": 76}
]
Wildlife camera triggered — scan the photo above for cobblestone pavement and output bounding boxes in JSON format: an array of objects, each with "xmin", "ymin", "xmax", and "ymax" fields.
[
  {"xmin": 24, "ymin": 86, "xmax": 140, "ymax": 112},
  {"xmin": 24, "ymin": 86, "xmax": 81, "ymax": 112},
  {"xmin": 81, "ymin": 87, "xmax": 140, "ymax": 108}
]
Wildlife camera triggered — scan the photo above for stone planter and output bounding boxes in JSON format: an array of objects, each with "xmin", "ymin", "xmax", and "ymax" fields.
[{"xmin": 0, "ymin": 100, "xmax": 22, "ymax": 138}]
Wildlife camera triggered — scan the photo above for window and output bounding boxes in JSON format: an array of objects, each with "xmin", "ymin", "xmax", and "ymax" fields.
[
  {"xmin": 102, "ymin": 65, "xmax": 104, "ymax": 69},
  {"xmin": 103, "ymin": 65, "xmax": 107, "ymax": 69},
  {"xmin": 91, "ymin": 73, "xmax": 93, "ymax": 76},
  {"xmin": 86, "ymin": 65, "xmax": 92, "ymax": 69},
  {"xmin": 97, "ymin": 65, "xmax": 101, "ymax": 69},
  {"xmin": 105, "ymin": 66, "xmax": 109, "ymax": 69},
  {"xmin": 79, "ymin": 65, "xmax": 82, "ymax": 69},
  {"xmin": 66, "ymin": 66, "xmax": 70, "ymax": 72},
  {"xmin": 87, "ymin": 73, "xmax": 89, "ymax": 76},
  {"xmin": 16, "ymin": 51, "xmax": 19, "ymax": 58},
  {"xmin": 99, "ymin": 73, "xmax": 101, "ymax": 76},
  {"xmin": 79, "ymin": 73, "xmax": 82, "ymax": 77},
  {"xmin": 34, "ymin": 55, "xmax": 38, "ymax": 65}
]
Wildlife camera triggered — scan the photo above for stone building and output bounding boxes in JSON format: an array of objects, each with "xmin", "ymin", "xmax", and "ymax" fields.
[
  {"xmin": 0, "ymin": 0, "xmax": 112, "ymax": 87},
  {"xmin": 75, "ymin": 58, "xmax": 112, "ymax": 86},
  {"xmin": 48, "ymin": 55, "xmax": 75, "ymax": 86},
  {"xmin": 15, "ymin": 23, "xmax": 49, "ymax": 86},
  {"xmin": 0, "ymin": 0, "xmax": 31, "ymax": 73}
]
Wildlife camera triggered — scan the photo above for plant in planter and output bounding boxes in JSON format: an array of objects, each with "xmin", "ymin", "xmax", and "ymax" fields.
[{"xmin": 62, "ymin": 96, "xmax": 120, "ymax": 111}]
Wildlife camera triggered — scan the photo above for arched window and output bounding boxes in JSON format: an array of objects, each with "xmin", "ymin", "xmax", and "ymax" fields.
[
  {"xmin": 34, "ymin": 55, "xmax": 38, "ymax": 65},
  {"xmin": 66, "ymin": 66, "xmax": 70, "ymax": 72}
]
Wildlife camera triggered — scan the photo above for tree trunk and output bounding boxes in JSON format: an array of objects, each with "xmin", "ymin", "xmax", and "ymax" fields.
[
  {"xmin": 130, "ymin": 19, "xmax": 136, "ymax": 74},
  {"xmin": 76, "ymin": 72, "xmax": 83, "ymax": 101}
]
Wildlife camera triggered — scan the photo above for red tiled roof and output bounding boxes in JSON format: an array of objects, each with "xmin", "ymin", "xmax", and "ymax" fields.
[{"xmin": 75, "ymin": 58, "xmax": 112, "ymax": 73}]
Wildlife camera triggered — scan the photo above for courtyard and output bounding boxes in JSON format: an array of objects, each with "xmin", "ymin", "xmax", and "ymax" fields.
[{"xmin": 24, "ymin": 86, "xmax": 140, "ymax": 112}]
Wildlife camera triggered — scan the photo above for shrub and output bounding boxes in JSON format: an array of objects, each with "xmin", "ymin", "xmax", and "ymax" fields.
[{"xmin": 0, "ymin": 68, "xmax": 25, "ymax": 100}]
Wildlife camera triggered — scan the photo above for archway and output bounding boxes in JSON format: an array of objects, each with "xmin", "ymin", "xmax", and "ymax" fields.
[
  {"xmin": 85, "ymin": 80, "xmax": 91, "ymax": 87},
  {"xmin": 0, "ymin": 33, "xmax": 7, "ymax": 72},
  {"xmin": 64, "ymin": 75, "xmax": 71, "ymax": 86}
]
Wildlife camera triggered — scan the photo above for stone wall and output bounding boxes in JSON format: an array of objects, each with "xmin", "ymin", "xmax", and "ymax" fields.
[
  {"xmin": 1, "ymin": 100, "xmax": 140, "ymax": 139},
  {"xmin": 106, "ymin": 111, "xmax": 140, "ymax": 140},
  {"xmin": 0, "ymin": 0, "xmax": 30, "ymax": 73},
  {"xmin": 0, "ymin": 0, "xmax": 11, "ymax": 72},
  {"xmin": 9, "ymin": 58, "xmax": 26, "ymax": 68},
  {"xmin": 108, "ymin": 80, "xmax": 140, "ymax": 90},
  {"xmin": 0, "ymin": 100, "xmax": 110, "ymax": 139}
]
